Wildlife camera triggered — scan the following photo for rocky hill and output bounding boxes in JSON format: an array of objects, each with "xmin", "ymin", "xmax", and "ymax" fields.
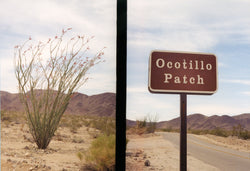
[
  {"xmin": 127, "ymin": 113, "xmax": 250, "ymax": 131},
  {"xmin": 0, "ymin": 90, "xmax": 116, "ymax": 117},
  {"xmin": 157, "ymin": 113, "xmax": 250, "ymax": 131}
]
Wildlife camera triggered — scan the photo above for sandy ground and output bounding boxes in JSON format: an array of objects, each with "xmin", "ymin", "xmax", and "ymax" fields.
[
  {"xmin": 1, "ymin": 122, "xmax": 94, "ymax": 171},
  {"xmin": 2, "ymin": 120, "xmax": 249, "ymax": 171},
  {"xmin": 126, "ymin": 133, "xmax": 220, "ymax": 171}
]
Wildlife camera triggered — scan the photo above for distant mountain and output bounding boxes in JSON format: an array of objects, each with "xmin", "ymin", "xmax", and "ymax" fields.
[
  {"xmin": 67, "ymin": 92, "xmax": 116, "ymax": 117},
  {"xmin": 157, "ymin": 113, "xmax": 250, "ymax": 131},
  {"xmin": 233, "ymin": 114, "xmax": 250, "ymax": 130},
  {"xmin": 0, "ymin": 91, "xmax": 24, "ymax": 111},
  {"xmin": 126, "ymin": 119, "xmax": 137, "ymax": 128},
  {"xmin": 127, "ymin": 113, "xmax": 250, "ymax": 131},
  {"xmin": 0, "ymin": 90, "xmax": 116, "ymax": 117}
]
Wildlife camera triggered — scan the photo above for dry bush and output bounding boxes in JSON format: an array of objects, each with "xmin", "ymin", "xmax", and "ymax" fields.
[
  {"xmin": 88, "ymin": 116, "xmax": 116, "ymax": 136},
  {"xmin": 1, "ymin": 110, "xmax": 26, "ymax": 126},
  {"xmin": 127, "ymin": 114, "xmax": 159, "ymax": 135},
  {"xmin": 76, "ymin": 116, "xmax": 116, "ymax": 170},
  {"xmin": 84, "ymin": 134, "xmax": 115, "ymax": 171}
]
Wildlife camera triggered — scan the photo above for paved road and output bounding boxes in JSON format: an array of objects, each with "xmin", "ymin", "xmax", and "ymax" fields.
[{"xmin": 161, "ymin": 132, "xmax": 250, "ymax": 171}]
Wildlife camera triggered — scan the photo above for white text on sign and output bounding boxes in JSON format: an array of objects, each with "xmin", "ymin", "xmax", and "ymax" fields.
[{"xmin": 156, "ymin": 58, "xmax": 213, "ymax": 85}]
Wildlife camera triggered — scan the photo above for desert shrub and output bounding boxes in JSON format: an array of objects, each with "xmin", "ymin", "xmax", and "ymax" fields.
[
  {"xmin": 232, "ymin": 124, "xmax": 250, "ymax": 139},
  {"xmin": 232, "ymin": 124, "xmax": 250, "ymax": 140},
  {"xmin": 89, "ymin": 116, "xmax": 116, "ymax": 136},
  {"xmin": 146, "ymin": 114, "xmax": 159, "ymax": 133},
  {"xmin": 77, "ymin": 151, "xmax": 84, "ymax": 161},
  {"xmin": 126, "ymin": 138, "xmax": 129, "ymax": 150},
  {"xmin": 189, "ymin": 128, "xmax": 229, "ymax": 137},
  {"xmin": 130, "ymin": 114, "xmax": 159, "ymax": 135},
  {"xmin": 1, "ymin": 110, "xmax": 12, "ymax": 124},
  {"xmin": 14, "ymin": 28, "xmax": 105, "ymax": 149},
  {"xmin": 72, "ymin": 136, "xmax": 84, "ymax": 143},
  {"xmin": 209, "ymin": 127, "xmax": 229, "ymax": 137},
  {"xmin": 82, "ymin": 119, "xmax": 91, "ymax": 127},
  {"xmin": 232, "ymin": 124, "xmax": 243, "ymax": 136},
  {"xmin": 85, "ymin": 134, "xmax": 115, "ymax": 171},
  {"xmin": 70, "ymin": 117, "xmax": 83, "ymax": 133},
  {"xmin": 1, "ymin": 110, "xmax": 26, "ymax": 125},
  {"xmin": 238, "ymin": 130, "xmax": 250, "ymax": 140},
  {"xmin": 137, "ymin": 127, "xmax": 147, "ymax": 135},
  {"xmin": 136, "ymin": 118, "xmax": 146, "ymax": 128},
  {"xmin": 58, "ymin": 114, "xmax": 92, "ymax": 134},
  {"xmin": 189, "ymin": 129, "xmax": 209, "ymax": 135},
  {"xmin": 161, "ymin": 127, "xmax": 173, "ymax": 132},
  {"xmin": 185, "ymin": 125, "xmax": 250, "ymax": 140},
  {"xmin": 188, "ymin": 128, "xmax": 229, "ymax": 137},
  {"xmin": 126, "ymin": 126, "xmax": 147, "ymax": 135}
]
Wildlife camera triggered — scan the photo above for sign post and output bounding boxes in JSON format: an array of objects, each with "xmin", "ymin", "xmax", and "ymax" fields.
[
  {"xmin": 180, "ymin": 93, "xmax": 187, "ymax": 171},
  {"xmin": 148, "ymin": 50, "xmax": 217, "ymax": 171}
]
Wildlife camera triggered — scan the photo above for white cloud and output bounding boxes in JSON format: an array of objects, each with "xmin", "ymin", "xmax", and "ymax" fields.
[
  {"xmin": 127, "ymin": 86, "xmax": 148, "ymax": 94},
  {"xmin": 128, "ymin": 0, "xmax": 250, "ymax": 52},
  {"xmin": 221, "ymin": 79, "xmax": 250, "ymax": 85},
  {"xmin": 79, "ymin": 71, "xmax": 116, "ymax": 95},
  {"xmin": 242, "ymin": 92, "xmax": 250, "ymax": 96},
  {"xmin": 0, "ymin": 0, "xmax": 116, "ymax": 36}
]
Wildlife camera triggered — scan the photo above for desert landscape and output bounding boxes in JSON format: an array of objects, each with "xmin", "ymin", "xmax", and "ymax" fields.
[
  {"xmin": 2, "ymin": 115, "xmax": 249, "ymax": 170},
  {"xmin": 1, "ymin": 91, "xmax": 116, "ymax": 170},
  {"xmin": 1, "ymin": 91, "xmax": 250, "ymax": 170},
  {"xmin": 126, "ymin": 113, "xmax": 250, "ymax": 171},
  {"xmin": 1, "ymin": 111, "xmax": 116, "ymax": 171}
]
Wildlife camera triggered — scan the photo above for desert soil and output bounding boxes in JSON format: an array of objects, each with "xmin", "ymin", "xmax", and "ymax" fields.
[
  {"xmin": 2, "ymin": 120, "xmax": 249, "ymax": 171},
  {"xmin": 1, "ymin": 121, "xmax": 94, "ymax": 171},
  {"xmin": 126, "ymin": 132, "xmax": 249, "ymax": 171}
]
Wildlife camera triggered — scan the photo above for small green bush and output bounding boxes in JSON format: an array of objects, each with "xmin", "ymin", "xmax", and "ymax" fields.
[
  {"xmin": 238, "ymin": 130, "xmax": 250, "ymax": 140},
  {"xmin": 77, "ymin": 151, "xmax": 84, "ymax": 161},
  {"xmin": 1, "ymin": 110, "xmax": 26, "ymax": 124},
  {"xmin": 136, "ymin": 117, "xmax": 147, "ymax": 129},
  {"xmin": 186, "ymin": 125, "xmax": 250, "ymax": 140},
  {"xmin": 161, "ymin": 127, "xmax": 173, "ymax": 132},
  {"xmin": 189, "ymin": 129, "xmax": 209, "ymax": 135},
  {"xmin": 85, "ymin": 134, "xmax": 115, "ymax": 171},
  {"xmin": 133, "ymin": 114, "xmax": 159, "ymax": 134},
  {"xmin": 232, "ymin": 124, "xmax": 250, "ymax": 140},
  {"xmin": 210, "ymin": 127, "xmax": 229, "ymax": 137},
  {"xmin": 126, "ymin": 138, "xmax": 129, "ymax": 150},
  {"xmin": 69, "ymin": 117, "xmax": 82, "ymax": 133},
  {"xmin": 89, "ymin": 116, "xmax": 116, "ymax": 136}
]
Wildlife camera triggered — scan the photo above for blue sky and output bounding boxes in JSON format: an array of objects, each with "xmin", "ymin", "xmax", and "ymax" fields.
[
  {"xmin": 0, "ymin": 0, "xmax": 116, "ymax": 95},
  {"xmin": 1, "ymin": 0, "xmax": 250, "ymax": 122},
  {"xmin": 127, "ymin": 0, "xmax": 250, "ymax": 121}
]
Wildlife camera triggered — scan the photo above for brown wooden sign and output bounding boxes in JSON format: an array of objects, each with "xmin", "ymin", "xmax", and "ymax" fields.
[{"xmin": 148, "ymin": 51, "xmax": 217, "ymax": 94}]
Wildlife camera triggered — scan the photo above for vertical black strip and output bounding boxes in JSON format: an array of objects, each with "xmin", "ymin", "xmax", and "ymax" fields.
[
  {"xmin": 116, "ymin": 0, "xmax": 127, "ymax": 170},
  {"xmin": 180, "ymin": 94, "xmax": 187, "ymax": 171}
]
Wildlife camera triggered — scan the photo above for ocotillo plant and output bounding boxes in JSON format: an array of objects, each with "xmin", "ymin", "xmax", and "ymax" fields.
[{"xmin": 14, "ymin": 28, "xmax": 105, "ymax": 149}]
